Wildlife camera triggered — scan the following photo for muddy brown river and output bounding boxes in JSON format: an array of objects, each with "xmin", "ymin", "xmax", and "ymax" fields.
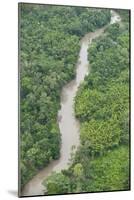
[{"xmin": 21, "ymin": 10, "xmax": 121, "ymax": 196}]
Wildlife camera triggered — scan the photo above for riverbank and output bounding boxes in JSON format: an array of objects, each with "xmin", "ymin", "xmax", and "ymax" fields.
[{"xmin": 21, "ymin": 10, "xmax": 120, "ymax": 196}]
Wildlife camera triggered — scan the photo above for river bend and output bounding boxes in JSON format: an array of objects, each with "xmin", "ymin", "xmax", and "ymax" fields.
[{"xmin": 22, "ymin": 10, "xmax": 121, "ymax": 196}]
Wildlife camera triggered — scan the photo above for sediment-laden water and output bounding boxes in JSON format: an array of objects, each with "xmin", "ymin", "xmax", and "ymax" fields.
[{"xmin": 21, "ymin": 10, "xmax": 121, "ymax": 196}]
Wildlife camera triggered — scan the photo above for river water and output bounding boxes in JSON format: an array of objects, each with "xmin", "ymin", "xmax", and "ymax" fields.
[{"xmin": 21, "ymin": 10, "xmax": 121, "ymax": 196}]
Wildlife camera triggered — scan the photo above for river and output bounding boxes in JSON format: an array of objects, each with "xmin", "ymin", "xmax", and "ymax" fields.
[{"xmin": 21, "ymin": 10, "xmax": 121, "ymax": 196}]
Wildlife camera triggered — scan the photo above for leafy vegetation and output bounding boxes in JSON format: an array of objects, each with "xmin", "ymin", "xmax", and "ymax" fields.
[
  {"xmin": 44, "ymin": 10, "xmax": 130, "ymax": 194},
  {"xmin": 20, "ymin": 3, "xmax": 111, "ymax": 188},
  {"xmin": 85, "ymin": 146, "xmax": 129, "ymax": 192},
  {"xmin": 43, "ymin": 172, "xmax": 71, "ymax": 195}
]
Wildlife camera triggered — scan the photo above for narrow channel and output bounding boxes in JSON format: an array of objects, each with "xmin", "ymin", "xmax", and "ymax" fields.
[{"xmin": 22, "ymin": 10, "xmax": 121, "ymax": 196}]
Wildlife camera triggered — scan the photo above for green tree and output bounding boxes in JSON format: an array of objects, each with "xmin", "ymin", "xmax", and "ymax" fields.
[{"xmin": 44, "ymin": 172, "xmax": 71, "ymax": 194}]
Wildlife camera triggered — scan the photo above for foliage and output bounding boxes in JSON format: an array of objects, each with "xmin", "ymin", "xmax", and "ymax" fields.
[
  {"xmin": 75, "ymin": 21, "xmax": 129, "ymax": 156},
  {"xmin": 85, "ymin": 146, "xmax": 130, "ymax": 192},
  {"xmin": 45, "ymin": 12, "xmax": 130, "ymax": 194},
  {"xmin": 44, "ymin": 172, "xmax": 71, "ymax": 195},
  {"xmin": 74, "ymin": 13, "xmax": 130, "ymax": 192},
  {"xmin": 116, "ymin": 9, "xmax": 130, "ymax": 22},
  {"xmin": 73, "ymin": 163, "xmax": 83, "ymax": 177},
  {"xmin": 20, "ymin": 3, "xmax": 111, "ymax": 187}
]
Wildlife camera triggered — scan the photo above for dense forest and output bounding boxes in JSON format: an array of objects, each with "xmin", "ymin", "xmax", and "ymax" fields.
[
  {"xmin": 20, "ymin": 4, "xmax": 111, "ymax": 188},
  {"xmin": 43, "ymin": 10, "xmax": 130, "ymax": 194}
]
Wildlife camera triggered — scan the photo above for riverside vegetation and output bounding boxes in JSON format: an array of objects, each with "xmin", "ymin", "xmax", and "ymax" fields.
[
  {"xmin": 43, "ymin": 10, "xmax": 130, "ymax": 194},
  {"xmin": 20, "ymin": 4, "xmax": 130, "ymax": 195}
]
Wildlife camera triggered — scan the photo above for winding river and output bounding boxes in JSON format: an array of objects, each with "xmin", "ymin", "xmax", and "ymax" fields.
[{"xmin": 22, "ymin": 10, "xmax": 121, "ymax": 196}]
